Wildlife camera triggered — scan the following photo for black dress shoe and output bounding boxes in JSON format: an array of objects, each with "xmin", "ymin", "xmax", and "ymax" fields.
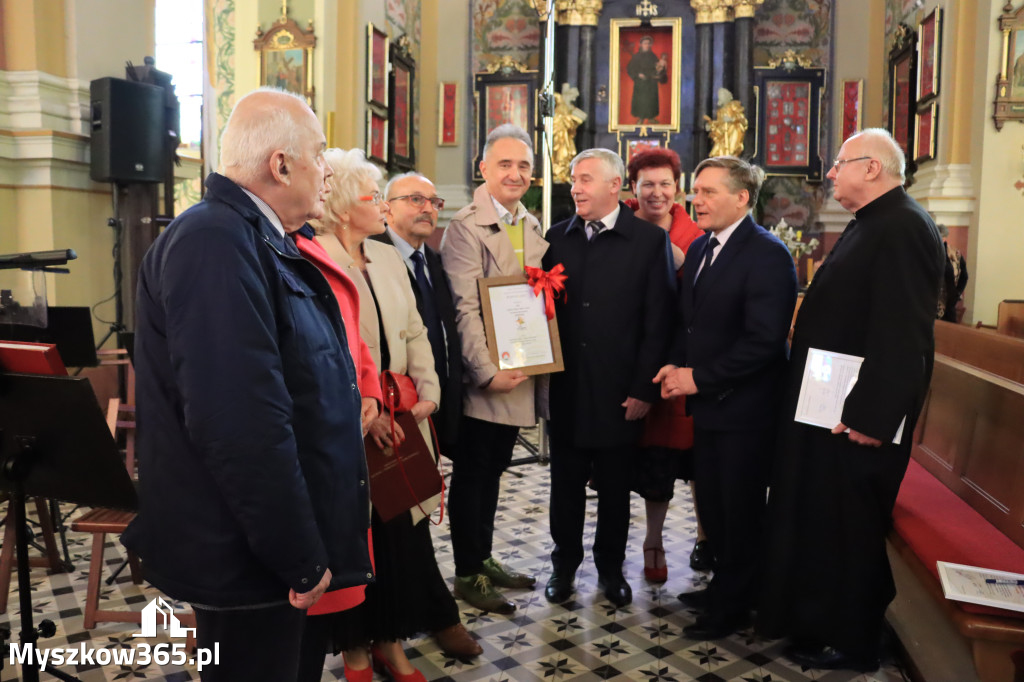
[
  {"xmin": 784, "ymin": 643, "xmax": 879, "ymax": 672},
  {"xmin": 689, "ymin": 540, "xmax": 716, "ymax": 572},
  {"xmin": 676, "ymin": 588, "xmax": 710, "ymax": 610},
  {"xmin": 544, "ymin": 573, "xmax": 575, "ymax": 604},
  {"xmin": 682, "ymin": 613, "xmax": 748, "ymax": 640},
  {"xmin": 597, "ymin": 574, "xmax": 632, "ymax": 608}
]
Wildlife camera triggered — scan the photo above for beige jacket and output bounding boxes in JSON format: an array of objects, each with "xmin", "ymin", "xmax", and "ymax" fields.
[
  {"xmin": 319, "ymin": 232, "xmax": 442, "ymax": 522},
  {"xmin": 440, "ymin": 184, "xmax": 549, "ymax": 427}
]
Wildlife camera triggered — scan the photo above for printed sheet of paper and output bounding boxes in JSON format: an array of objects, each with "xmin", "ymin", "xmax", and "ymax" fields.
[
  {"xmin": 937, "ymin": 561, "xmax": 1024, "ymax": 613},
  {"xmin": 794, "ymin": 347, "xmax": 904, "ymax": 445},
  {"xmin": 489, "ymin": 283, "xmax": 554, "ymax": 370}
]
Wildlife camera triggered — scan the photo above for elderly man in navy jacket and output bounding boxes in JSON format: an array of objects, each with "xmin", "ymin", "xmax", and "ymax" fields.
[{"xmin": 124, "ymin": 88, "xmax": 373, "ymax": 681}]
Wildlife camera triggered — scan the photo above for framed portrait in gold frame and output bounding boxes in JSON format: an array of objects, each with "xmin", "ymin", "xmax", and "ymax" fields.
[
  {"xmin": 255, "ymin": 16, "xmax": 316, "ymax": 109},
  {"xmin": 366, "ymin": 24, "xmax": 389, "ymax": 109},
  {"xmin": 915, "ymin": 101, "xmax": 937, "ymax": 163},
  {"xmin": 366, "ymin": 110, "xmax": 388, "ymax": 166},
  {"xmin": 994, "ymin": 3, "xmax": 1024, "ymax": 130},
  {"xmin": 608, "ymin": 17, "xmax": 682, "ymax": 132},
  {"xmin": 916, "ymin": 7, "xmax": 941, "ymax": 102},
  {"xmin": 438, "ymin": 82, "xmax": 460, "ymax": 147}
]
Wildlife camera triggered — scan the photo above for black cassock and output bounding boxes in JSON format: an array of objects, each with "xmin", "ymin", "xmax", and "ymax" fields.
[
  {"xmin": 627, "ymin": 50, "xmax": 665, "ymax": 120},
  {"xmin": 757, "ymin": 186, "xmax": 944, "ymax": 660}
]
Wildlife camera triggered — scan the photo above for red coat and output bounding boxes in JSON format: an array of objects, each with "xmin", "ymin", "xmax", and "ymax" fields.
[
  {"xmin": 293, "ymin": 228, "xmax": 382, "ymax": 406},
  {"xmin": 624, "ymin": 200, "xmax": 702, "ymax": 451}
]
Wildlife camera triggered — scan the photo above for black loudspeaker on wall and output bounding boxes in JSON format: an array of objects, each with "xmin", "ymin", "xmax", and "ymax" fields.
[{"xmin": 89, "ymin": 77, "xmax": 167, "ymax": 184}]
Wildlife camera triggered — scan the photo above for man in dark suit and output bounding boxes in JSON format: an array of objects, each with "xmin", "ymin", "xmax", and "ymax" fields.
[
  {"xmin": 378, "ymin": 172, "xmax": 463, "ymax": 452},
  {"xmin": 376, "ymin": 172, "xmax": 481, "ymax": 659},
  {"xmin": 543, "ymin": 148, "xmax": 676, "ymax": 608},
  {"xmin": 758, "ymin": 129, "xmax": 944, "ymax": 672},
  {"xmin": 655, "ymin": 156, "xmax": 797, "ymax": 640}
]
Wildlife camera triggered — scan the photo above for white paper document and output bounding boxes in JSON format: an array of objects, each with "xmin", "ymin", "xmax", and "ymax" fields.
[
  {"xmin": 794, "ymin": 347, "xmax": 904, "ymax": 445},
  {"xmin": 936, "ymin": 561, "xmax": 1024, "ymax": 613},
  {"xmin": 489, "ymin": 284, "xmax": 554, "ymax": 370}
]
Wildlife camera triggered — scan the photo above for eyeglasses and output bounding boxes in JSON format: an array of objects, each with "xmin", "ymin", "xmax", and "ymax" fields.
[
  {"xmin": 389, "ymin": 194, "xmax": 445, "ymax": 211},
  {"xmin": 831, "ymin": 156, "xmax": 872, "ymax": 171},
  {"xmin": 358, "ymin": 192, "xmax": 384, "ymax": 205}
]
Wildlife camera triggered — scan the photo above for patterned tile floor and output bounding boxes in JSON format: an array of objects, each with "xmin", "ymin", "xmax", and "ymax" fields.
[{"xmin": 0, "ymin": 436, "xmax": 910, "ymax": 681}]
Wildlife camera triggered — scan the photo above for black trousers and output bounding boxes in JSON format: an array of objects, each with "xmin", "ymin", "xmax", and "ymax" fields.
[
  {"xmin": 448, "ymin": 416, "xmax": 519, "ymax": 576},
  {"xmin": 193, "ymin": 602, "xmax": 307, "ymax": 682},
  {"xmin": 692, "ymin": 426, "xmax": 772, "ymax": 619},
  {"xmin": 549, "ymin": 440, "xmax": 633, "ymax": 577}
]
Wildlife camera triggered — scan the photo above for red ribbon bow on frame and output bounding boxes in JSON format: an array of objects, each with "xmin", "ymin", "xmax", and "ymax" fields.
[{"xmin": 525, "ymin": 264, "xmax": 567, "ymax": 321}]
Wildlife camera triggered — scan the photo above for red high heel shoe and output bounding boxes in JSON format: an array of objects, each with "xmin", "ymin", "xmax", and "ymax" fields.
[
  {"xmin": 342, "ymin": 654, "xmax": 373, "ymax": 682},
  {"xmin": 371, "ymin": 645, "xmax": 427, "ymax": 682},
  {"xmin": 643, "ymin": 546, "xmax": 668, "ymax": 583}
]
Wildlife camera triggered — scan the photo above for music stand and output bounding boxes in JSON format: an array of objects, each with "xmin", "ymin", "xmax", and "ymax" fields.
[{"xmin": 0, "ymin": 373, "xmax": 137, "ymax": 682}]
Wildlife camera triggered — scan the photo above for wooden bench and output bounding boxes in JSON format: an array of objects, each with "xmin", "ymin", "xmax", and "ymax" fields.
[{"xmin": 888, "ymin": 325, "xmax": 1024, "ymax": 682}]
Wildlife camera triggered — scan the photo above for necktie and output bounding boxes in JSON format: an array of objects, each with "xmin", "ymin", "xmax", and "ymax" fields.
[
  {"xmin": 587, "ymin": 220, "xmax": 605, "ymax": 241},
  {"xmin": 693, "ymin": 236, "xmax": 720, "ymax": 293},
  {"xmin": 410, "ymin": 251, "xmax": 448, "ymax": 383}
]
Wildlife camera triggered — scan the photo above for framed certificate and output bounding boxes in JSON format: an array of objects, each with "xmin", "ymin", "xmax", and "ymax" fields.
[{"xmin": 478, "ymin": 275, "xmax": 564, "ymax": 376}]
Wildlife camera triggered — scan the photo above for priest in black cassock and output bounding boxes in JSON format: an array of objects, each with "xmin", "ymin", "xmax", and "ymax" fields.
[{"xmin": 758, "ymin": 129, "xmax": 944, "ymax": 672}]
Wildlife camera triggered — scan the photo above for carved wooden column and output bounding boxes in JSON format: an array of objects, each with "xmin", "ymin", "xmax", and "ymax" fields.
[
  {"xmin": 553, "ymin": 0, "xmax": 602, "ymax": 150},
  {"xmin": 691, "ymin": 1, "xmax": 732, "ymax": 162},
  {"xmin": 733, "ymin": 0, "xmax": 763, "ymax": 157}
]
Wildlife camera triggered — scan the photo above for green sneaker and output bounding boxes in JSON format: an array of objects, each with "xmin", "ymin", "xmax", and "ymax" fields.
[
  {"xmin": 481, "ymin": 556, "xmax": 537, "ymax": 589},
  {"xmin": 453, "ymin": 573, "xmax": 516, "ymax": 614}
]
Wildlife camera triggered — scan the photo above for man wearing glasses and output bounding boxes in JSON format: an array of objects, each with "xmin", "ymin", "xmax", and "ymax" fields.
[
  {"xmin": 440, "ymin": 124, "xmax": 547, "ymax": 614},
  {"xmin": 759, "ymin": 129, "xmax": 944, "ymax": 672}
]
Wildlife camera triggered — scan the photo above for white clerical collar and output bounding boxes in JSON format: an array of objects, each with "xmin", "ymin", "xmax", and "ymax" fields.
[
  {"xmin": 241, "ymin": 188, "xmax": 285, "ymax": 237},
  {"xmin": 490, "ymin": 194, "xmax": 527, "ymax": 226}
]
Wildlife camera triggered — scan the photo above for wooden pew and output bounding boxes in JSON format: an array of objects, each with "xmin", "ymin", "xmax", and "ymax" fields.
[
  {"xmin": 998, "ymin": 301, "xmax": 1024, "ymax": 340},
  {"xmin": 888, "ymin": 324, "xmax": 1024, "ymax": 682}
]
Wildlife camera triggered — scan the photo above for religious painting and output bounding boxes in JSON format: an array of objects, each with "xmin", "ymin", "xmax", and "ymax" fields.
[
  {"xmin": 753, "ymin": 64, "xmax": 825, "ymax": 181},
  {"xmin": 388, "ymin": 41, "xmax": 415, "ymax": 172},
  {"xmin": 472, "ymin": 59, "xmax": 539, "ymax": 181},
  {"xmin": 994, "ymin": 4, "xmax": 1024, "ymax": 130},
  {"xmin": 915, "ymin": 101, "xmax": 937, "ymax": 163},
  {"xmin": 615, "ymin": 130, "xmax": 667, "ymax": 166},
  {"xmin": 438, "ymin": 82, "xmax": 459, "ymax": 146},
  {"xmin": 841, "ymin": 79, "xmax": 863, "ymax": 143},
  {"xmin": 887, "ymin": 25, "xmax": 917, "ymax": 167},
  {"xmin": 265, "ymin": 49, "xmax": 304, "ymax": 95},
  {"xmin": 608, "ymin": 18, "xmax": 682, "ymax": 132},
  {"xmin": 917, "ymin": 7, "xmax": 941, "ymax": 102},
  {"xmin": 366, "ymin": 24, "xmax": 389, "ymax": 109},
  {"xmin": 366, "ymin": 110, "xmax": 388, "ymax": 165},
  {"xmin": 255, "ymin": 16, "xmax": 316, "ymax": 108},
  {"xmin": 485, "ymin": 84, "xmax": 530, "ymax": 135}
]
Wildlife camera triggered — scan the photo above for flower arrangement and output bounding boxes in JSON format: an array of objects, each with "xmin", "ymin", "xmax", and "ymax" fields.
[{"xmin": 769, "ymin": 218, "xmax": 819, "ymax": 259}]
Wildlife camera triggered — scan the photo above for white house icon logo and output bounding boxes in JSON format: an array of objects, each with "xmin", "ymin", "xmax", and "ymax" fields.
[{"xmin": 132, "ymin": 597, "xmax": 196, "ymax": 638}]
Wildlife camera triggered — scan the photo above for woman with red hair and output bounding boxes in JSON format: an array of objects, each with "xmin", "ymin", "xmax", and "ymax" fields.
[{"xmin": 625, "ymin": 147, "xmax": 712, "ymax": 582}]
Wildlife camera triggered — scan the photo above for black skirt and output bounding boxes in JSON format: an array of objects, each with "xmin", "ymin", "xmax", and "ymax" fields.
[
  {"xmin": 631, "ymin": 446, "xmax": 694, "ymax": 502},
  {"xmin": 314, "ymin": 507, "xmax": 460, "ymax": 651}
]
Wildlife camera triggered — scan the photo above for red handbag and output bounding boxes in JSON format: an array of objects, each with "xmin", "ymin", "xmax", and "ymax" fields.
[{"xmin": 367, "ymin": 370, "xmax": 446, "ymax": 524}]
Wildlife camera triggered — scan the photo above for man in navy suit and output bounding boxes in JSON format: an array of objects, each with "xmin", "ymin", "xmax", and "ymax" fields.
[
  {"xmin": 543, "ymin": 148, "xmax": 676, "ymax": 608},
  {"xmin": 656, "ymin": 156, "xmax": 797, "ymax": 639}
]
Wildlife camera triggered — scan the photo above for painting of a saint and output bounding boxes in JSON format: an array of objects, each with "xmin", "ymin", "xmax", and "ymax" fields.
[
  {"xmin": 610, "ymin": 21, "xmax": 678, "ymax": 130},
  {"xmin": 626, "ymin": 36, "xmax": 668, "ymax": 124}
]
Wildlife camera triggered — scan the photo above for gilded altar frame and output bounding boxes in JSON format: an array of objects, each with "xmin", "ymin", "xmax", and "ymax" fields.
[
  {"xmin": 994, "ymin": 2, "xmax": 1024, "ymax": 131},
  {"xmin": 255, "ymin": 16, "xmax": 316, "ymax": 109}
]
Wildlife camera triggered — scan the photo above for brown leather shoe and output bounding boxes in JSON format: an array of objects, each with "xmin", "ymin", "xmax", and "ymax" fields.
[{"xmin": 434, "ymin": 623, "xmax": 483, "ymax": 658}]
